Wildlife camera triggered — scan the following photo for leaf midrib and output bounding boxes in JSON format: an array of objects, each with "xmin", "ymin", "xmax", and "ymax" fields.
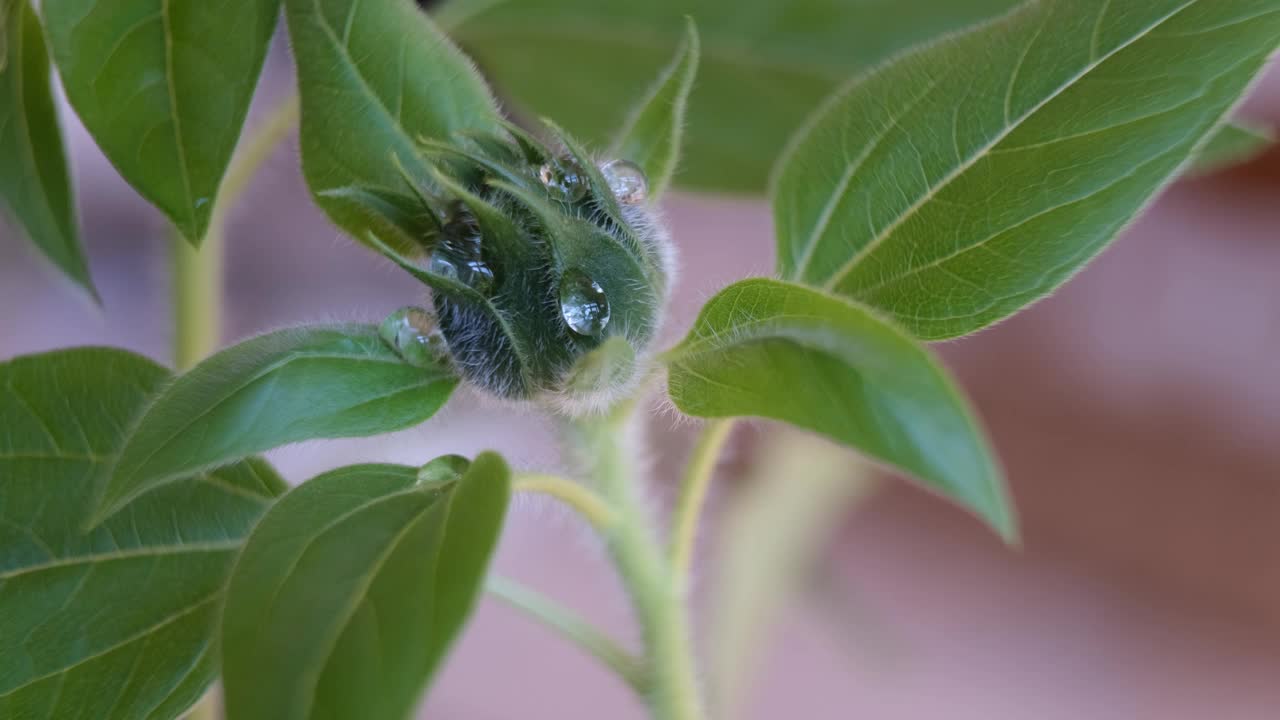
[{"xmin": 814, "ymin": 0, "xmax": 1201, "ymax": 291}]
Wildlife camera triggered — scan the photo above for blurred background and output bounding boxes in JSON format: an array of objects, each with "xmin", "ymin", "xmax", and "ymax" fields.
[{"xmin": 3, "ymin": 7, "xmax": 1280, "ymax": 719}]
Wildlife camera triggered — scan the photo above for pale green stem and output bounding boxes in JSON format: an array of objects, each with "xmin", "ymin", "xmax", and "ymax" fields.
[
  {"xmin": 171, "ymin": 95, "xmax": 300, "ymax": 371},
  {"xmin": 562, "ymin": 404, "xmax": 706, "ymax": 720},
  {"xmin": 515, "ymin": 472, "xmax": 617, "ymax": 532},
  {"xmin": 487, "ymin": 575, "xmax": 647, "ymax": 692},
  {"xmin": 173, "ymin": 96, "xmax": 303, "ymax": 720},
  {"xmin": 172, "ymin": 227, "xmax": 222, "ymax": 371},
  {"xmin": 184, "ymin": 693, "xmax": 218, "ymax": 720},
  {"xmin": 669, "ymin": 420, "xmax": 735, "ymax": 591}
]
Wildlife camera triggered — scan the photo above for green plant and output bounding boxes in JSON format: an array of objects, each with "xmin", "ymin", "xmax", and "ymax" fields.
[{"xmin": 1, "ymin": 0, "xmax": 1276, "ymax": 718}]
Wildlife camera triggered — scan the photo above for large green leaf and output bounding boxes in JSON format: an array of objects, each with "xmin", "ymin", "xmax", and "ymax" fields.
[
  {"xmin": 98, "ymin": 325, "xmax": 460, "ymax": 521},
  {"xmin": 42, "ymin": 0, "xmax": 280, "ymax": 243},
  {"xmin": 0, "ymin": 1, "xmax": 93, "ymax": 296},
  {"xmin": 608, "ymin": 17, "xmax": 700, "ymax": 201},
  {"xmin": 0, "ymin": 348, "xmax": 285, "ymax": 719},
  {"xmin": 774, "ymin": 0, "xmax": 1280, "ymax": 340},
  {"xmin": 284, "ymin": 0, "xmax": 503, "ymax": 249},
  {"xmin": 222, "ymin": 453, "xmax": 510, "ymax": 720},
  {"xmin": 445, "ymin": 0, "xmax": 1024, "ymax": 193},
  {"xmin": 665, "ymin": 278, "xmax": 1012, "ymax": 539}
]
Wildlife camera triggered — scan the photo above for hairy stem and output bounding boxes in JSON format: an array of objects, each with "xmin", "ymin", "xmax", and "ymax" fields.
[
  {"xmin": 669, "ymin": 420, "xmax": 734, "ymax": 590},
  {"xmin": 563, "ymin": 403, "xmax": 705, "ymax": 720},
  {"xmin": 515, "ymin": 472, "xmax": 617, "ymax": 531},
  {"xmin": 487, "ymin": 574, "xmax": 647, "ymax": 692},
  {"xmin": 172, "ymin": 94, "xmax": 299, "ymax": 371}
]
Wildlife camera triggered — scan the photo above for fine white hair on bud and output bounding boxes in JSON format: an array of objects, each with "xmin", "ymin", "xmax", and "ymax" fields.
[{"xmin": 366, "ymin": 121, "xmax": 677, "ymax": 415}]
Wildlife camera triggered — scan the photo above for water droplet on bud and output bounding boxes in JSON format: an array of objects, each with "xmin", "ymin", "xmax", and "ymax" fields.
[
  {"xmin": 538, "ymin": 160, "xmax": 588, "ymax": 203},
  {"xmin": 559, "ymin": 269, "xmax": 611, "ymax": 337},
  {"xmin": 428, "ymin": 252, "xmax": 495, "ymax": 293},
  {"xmin": 601, "ymin": 160, "xmax": 648, "ymax": 205},
  {"xmin": 379, "ymin": 306, "xmax": 447, "ymax": 368}
]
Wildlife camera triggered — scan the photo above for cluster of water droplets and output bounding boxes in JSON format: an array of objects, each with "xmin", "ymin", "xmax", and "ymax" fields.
[{"xmin": 380, "ymin": 150, "xmax": 654, "ymax": 367}]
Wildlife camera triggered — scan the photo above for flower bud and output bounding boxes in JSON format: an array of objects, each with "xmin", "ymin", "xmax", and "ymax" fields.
[{"xmin": 369, "ymin": 122, "xmax": 675, "ymax": 413}]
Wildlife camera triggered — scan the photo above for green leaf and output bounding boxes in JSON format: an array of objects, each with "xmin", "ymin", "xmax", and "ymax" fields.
[
  {"xmin": 42, "ymin": 0, "xmax": 280, "ymax": 243},
  {"xmin": 446, "ymin": 0, "xmax": 1024, "ymax": 193},
  {"xmin": 222, "ymin": 453, "xmax": 511, "ymax": 720},
  {"xmin": 0, "ymin": 347, "xmax": 285, "ymax": 719},
  {"xmin": 664, "ymin": 278, "xmax": 1013, "ymax": 539},
  {"xmin": 1190, "ymin": 121, "xmax": 1273, "ymax": 174},
  {"xmin": 98, "ymin": 325, "xmax": 460, "ymax": 521},
  {"xmin": 284, "ymin": 0, "xmax": 503, "ymax": 247},
  {"xmin": 773, "ymin": 0, "xmax": 1280, "ymax": 340},
  {"xmin": 0, "ymin": 1, "xmax": 94, "ymax": 297},
  {"xmin": 608, "ymin": 17, "xmax": 699, "ymax": 201}
]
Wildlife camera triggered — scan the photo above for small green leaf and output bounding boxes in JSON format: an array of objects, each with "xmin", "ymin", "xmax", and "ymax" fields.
[
  {"xmin": 774, "ymin": 0, "xmax": 1280, "ymax": 340},
  {"xmin": 42, "ymin": 0, "xmax": 280, "ymax": 243},
  {"xmin": 608, "ymin": 17, "xmax": 700, "ymax": 202},
  {"xmin": 317, "ymin": 184, "xmax": 439, "ymax": 257},
  {"xmin": 0, "ymin": 1, "xmax": 93, "ymax": 297},
  {"xmin": 446, "ymin": 0, "xmax": 1024, "ymax": 194},
  {"xmin": 0, "ymin": 347, "xmax": 284, "ymax": 720},
  {"xmin": 222, "ymin": 453, "xmax": 511, "ymax": 720},
  {"xmin": 98, "ymin": 325, "xmax": 459, "ymax": 521},
  {"xmin": 665, "ymin": 278, "xmax": 1013, "ymax": 539},
  {"xmin": 284, "ymin": 0, "xmax": 503, "ymax": 246},
  {"xmin": 1191, "ymin": 121, "xmax": 1273, "ymax": 175}
]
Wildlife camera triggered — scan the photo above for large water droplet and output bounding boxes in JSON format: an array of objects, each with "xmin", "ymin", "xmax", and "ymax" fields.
[
  {"xmin": 538, "ymin": 159, "xmax": 588, "ymax": 203},
  {"xmin": 559, "ymin": 269, "xmax": 611, "ymax": 337},
  {"xmin": 600, "ymin": 160, "xmax": 648, "ymax": 205},
  {"xmin": 379, "ymin": 306, "xmax": 447, "ymax": 368}
]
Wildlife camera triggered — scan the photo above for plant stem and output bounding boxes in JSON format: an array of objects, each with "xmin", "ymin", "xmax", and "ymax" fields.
[
  {"xmin": 173, "ymin": 96, "xmax": 303, "ymax": 720},
  {"xmin": 487, "ymin": 575, "xmax": 647, "ymax": 692},
  {"xmin": 185, "ymin": 695, "xmax": 218, "ymax": 720},
  {"xmin": 562, "ymin": 403, "xmax": 706, "ymax": 720},
  {"xmin": 515, "ymin": 472, "xmax": 617, "ymax": 531},
  {"xmin": 171, "ymin": 228, "xmax": 222, "ymax": 371},
  {"xmin": 669, "ymin": 420, "xmax": 734, "ymax": 591},
  {"xmin": 171, "ymin": 95, "xmax": 300, "ymax": 371}
]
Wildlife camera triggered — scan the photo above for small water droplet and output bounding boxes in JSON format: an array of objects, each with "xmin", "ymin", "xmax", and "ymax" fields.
[
  {"xmin": 428, "ymin": 252, "xmax": 495, "ymax": 293},
  {"xmin": 379, "ymin": 306, "xmax": 447, "ymax": 367},
  {"xmin": 538, "ymin": 160, "xmax": 588, "ymax": 203},
  {"xmin": 559, "ymin": 269, "xmax": 611, "ymax": 337},
  {"xmin": 600, "ymin": 160, "xmax": 648, "ymax": 205}
]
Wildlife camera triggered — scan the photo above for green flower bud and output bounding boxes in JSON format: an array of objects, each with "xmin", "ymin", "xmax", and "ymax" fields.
[{"xmin": 369, "ymin": 121, "xmax": 675, "ymax": 413}]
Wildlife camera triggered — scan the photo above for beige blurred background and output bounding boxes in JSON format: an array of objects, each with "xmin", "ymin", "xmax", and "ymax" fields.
[{"xmin": 3, "ymin": 36, "xmax": 1280, "ymax": 720}]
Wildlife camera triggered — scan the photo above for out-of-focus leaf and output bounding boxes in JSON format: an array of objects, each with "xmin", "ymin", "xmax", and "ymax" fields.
[
  {"xmin": 1190, "ymin": 121, "xmax": 1273, "ymax": 175},
  {"xmin": 42, "ymin": 0, "xmax": 280, "ymax": 242},
  {"xmin": 773, "ymin": 0, "xmax": 1280, "ymax": 340},
  {"xmin": 222, "ymin": 453, "xmax": 510, "ymax": 720},
  {"xmin": 0, "ymin": 1, "xmax": 93, "ymax": 296},
  {"xmin": 711, "ymin": 429, "xmax": 876, "ymax": 717},
  {"xmin": 0, "ymin": 348, "xmax": 284, "ymax": 719},
  {"xmin": 445, "ymin": 0, "xmax": 1023, "ymax": 193}
]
